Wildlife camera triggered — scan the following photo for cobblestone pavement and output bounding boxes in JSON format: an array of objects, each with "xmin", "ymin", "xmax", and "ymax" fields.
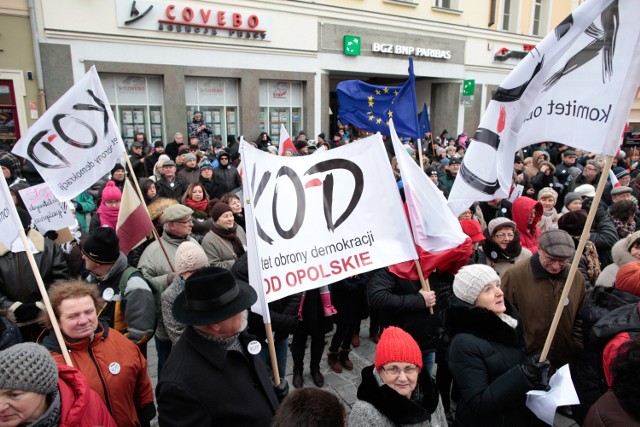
[{"xmin": 146, "ymin": 319, "xmax": 578, "ymax": 426}]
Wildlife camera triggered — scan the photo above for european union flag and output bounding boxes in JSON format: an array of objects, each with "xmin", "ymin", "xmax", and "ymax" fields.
[
  {"xmin": 337, "ymin": 57, "xmax": 419, "ymax": 139},
  {"xmin": 419, "ymin": 102, "xmax": 431, "ymax": 136}
]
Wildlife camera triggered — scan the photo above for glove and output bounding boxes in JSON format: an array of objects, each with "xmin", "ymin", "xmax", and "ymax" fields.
[
  {"xmin": 521, "ymin": 355, "xmax": 551, "ymax": 391},
  {"xmin": 44, "ymin": 230, "xmax": 58, "ymax": 241},
  {"xmin": 14, "ymin": 303, "xmax": 42, "ymax": 323},
  {"xmin": 274, "ymin": 378, "xmax": 289, "ymax": 403}
]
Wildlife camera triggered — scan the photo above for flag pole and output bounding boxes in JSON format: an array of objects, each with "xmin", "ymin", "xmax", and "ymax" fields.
[
  {"xmin": 123, "ymin": 154, "xmax": 175, "ymax": 272},
  {"xmin": 414, "ymin": 259, "xmax": 434, "ymax": 315},
  {"xmin": 265, "ymin": 323, "xmax": 280, "ymax": 386},
  {"xmin": 417, "ymin": 138, "xmax": 425, "ymax": 172},
  {"xmin": 539, "ymin": 155, "xmax": 614, "ymax": 362}
]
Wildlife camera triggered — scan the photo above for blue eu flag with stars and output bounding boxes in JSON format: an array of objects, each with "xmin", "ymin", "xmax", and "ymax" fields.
[{"xmin": 337, "ymin": 57, "xmax": 419, "ymax": 139}]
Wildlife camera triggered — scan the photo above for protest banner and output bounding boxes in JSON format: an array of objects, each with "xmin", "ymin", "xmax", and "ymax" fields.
[
  {"xmin": 12, "ymin": 66, "xmax": 126, "ymax": 201},
  {"xmin": 241, "ymin": 134, "xmax": 417, "ymax": 304},
  {"xmin": 0, "ymin": 176, "xmax": 20, "ymax": 248},
  {"xmin": 18, "ymin": 183, "xmax": 75, "ymax": 233}
]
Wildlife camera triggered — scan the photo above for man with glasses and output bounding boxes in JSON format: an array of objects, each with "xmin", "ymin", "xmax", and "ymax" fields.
[
  {"xmin": 214, "ymin": 150, "xmax": 242, "ymax": 194},
  {"xmin": 138, "ymin": 204, "xmax": 199, "ymax": 374},
  {"xmin": 502, "ymin": 229, "xmax": 586, "ymax": 370},
  {"xmin": 555, "ymin": 149, "xmax": 582, "ymax": 187}
]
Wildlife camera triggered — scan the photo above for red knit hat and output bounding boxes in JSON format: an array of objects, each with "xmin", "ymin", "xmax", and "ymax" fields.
[
  {"xmin": 101, "ymin": 181, "xmax": 122, "ymax": 202},
  {"xmin": 460, "ymin": 219, "xmax": 485, "ymax": 242},
  {"xmin": 615, "ymin": 262, "xmax": 640, "ymax": 297},
  {"xmin": 374, "ymin": 326, "xmax": 423, "ymax": 371}
]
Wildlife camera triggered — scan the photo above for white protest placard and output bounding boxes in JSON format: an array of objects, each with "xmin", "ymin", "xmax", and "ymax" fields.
[
  {"xmin": 12, "ymin": 66, "xmax": 126, "ymax": 201},
  {"xmin": 526, "ymin": 364, "xmax": 580, "ymax": 426},
  {"xmin": 241, "ymin": 134, "xmax": 417, "ymax": 304},
  {"xmin": 508, "ymin": 184, "xmax": 524, "ymax": 203},
  {"xmin": 18, "ymin": 183, "xmax": 75, "ymax": 233},
  {"xmin": 0, "ymin": 175, "xmax": 21, "ymax": 248}
]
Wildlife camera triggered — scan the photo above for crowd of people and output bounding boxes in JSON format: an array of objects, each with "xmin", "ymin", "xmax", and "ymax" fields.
[{"xmin": 1, "ymin": 121, "xmax": 640, "ymax": 427}]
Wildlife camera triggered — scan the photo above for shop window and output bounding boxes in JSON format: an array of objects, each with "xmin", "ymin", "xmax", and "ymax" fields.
[
  {"xmin": 0, "ymin": 81, "xmax": 20, "ymax": 146},
  {"xmin": 259, "ymin": 81, "xmax": 304, "ymax": 140},
  {"xmin": 100, "ymin": 74, "xmax": 164, "ymax": 147},
  {"xmin": 186, "ymin": 77, "xmax": 239, "ymax": 146}
]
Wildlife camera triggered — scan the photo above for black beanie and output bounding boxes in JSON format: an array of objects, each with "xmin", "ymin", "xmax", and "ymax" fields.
[{"xmin": 82, "ymin": 227, "xmax": 120, "ymax": 263}]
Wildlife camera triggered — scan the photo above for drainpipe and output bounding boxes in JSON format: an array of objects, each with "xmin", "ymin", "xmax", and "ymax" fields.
[{"xmin": 28, "ymin": 0, "xmax": 46, "ymax": 113}]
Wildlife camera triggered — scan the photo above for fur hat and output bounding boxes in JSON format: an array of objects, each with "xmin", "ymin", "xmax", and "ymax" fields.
[
  {"xmin": 558, "ymin": 210, "xmax": 587, "ymax": 237},
  {"xmin": 487, "ymin": 217, "xmax": 516, "ymax": 236},
  {"xmin": 453, "ymin": 264, "xmax": 500, "ymax": 305},
  {"xmin": 374, "ymin": 326, "xmax": 422, "ymax": 371},
  {"xmin": 82, "ymin": 227, "xmax": 120, "ymax": 264},
  {"xmin": 147, "ymin": 198, "xmax": 178, "ymax": 222},
  {"xmin": 210, "ymin": 200, "xmax": 233, "ymax": 222},
  {"xmin": 101, "ymin": 181, "xmax": 122, "ymax": 203},
  {"xmin": 538, "ymin": 187, "xmax": 558, "ymax": 203},
  {"xmin": 175, "ymin": 241, "xmax": 208, "ymax": 275},
  {"xmin": 563, "ymin": 192, "xmax": 582, "ymax": 208},
  {"xmin": 539, "ymin": 161, "xmax": 556, "ymax": 174},
  {"xmin": 0, "ymin": 343, "xmax": 58, "ymax": 395},
  {"xmin": 626, "ymin": 231, "xmax": 640, "ymax": 252},
  {"xmin": 615, "ymin": 262, "xmax": 640, "ymax": 296}
]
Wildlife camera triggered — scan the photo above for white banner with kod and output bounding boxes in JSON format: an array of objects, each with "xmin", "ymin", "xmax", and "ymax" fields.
[
  {"xmin": 241, "ymin": 134, "xmax": 417, "ymax": 304},
  {"xmin": 18, "ymin": 183, "xmax": 75, "ymax": 233},
  {"xmin": 12, "ymin": 66, "xmax": 125, "ymax": 201}
]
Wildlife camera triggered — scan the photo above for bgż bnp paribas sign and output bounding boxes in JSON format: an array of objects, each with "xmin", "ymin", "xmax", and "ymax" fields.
[{"xmin": 372, "ymin": 43, "xmax": 451, "ymax": 59}]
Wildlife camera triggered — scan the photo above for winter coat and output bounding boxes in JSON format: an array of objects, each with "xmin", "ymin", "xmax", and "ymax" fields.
[
  {"xmin": 200, "ymin": 175, "xmax": 223, "ymax": 199},
  {"xmin": 177, "ymin": 165, "xmax": 200, "ymax": 184},
  {"xmin": 595, "ymin": 237, "xmax": 639, "ymax": 288},
  {"xmin": 480, "ymin": 229, "xmax": 533, "ymax": 277},
  {"xmin": 438, "ymin": 170, "xmax": 457, "ymax": 194},
  {"xmin": 585, "ymin": 390, "xmax": 640, "ymax": 427},
  {"xmin": 531, "ymin": 162, "xmax": 563, "ymax": 197},
  {"xmin": 128, "ymin": 152, "xmax": 148, "ymax": 179},
  {"xmin": 524, "ymin": 150, "xmax": 550, "ymax": 180},
  {"xmin": 0, "ymin": 310, "xmax": 21, "ymax": 350},
  {"xmin": 84, "ymin": 253, "xmax": 156, "ymax": 346},
  {"xmin": 201, "ymin": 224, "xmax": 247, "ymax": 270},
  {"xmin": 73, "ymin": 191, "xmax": 96, "ymax": 232},
  {"xmin": 0, "ymin": 229, "xmax": 69, "ymax": 317},
  {"xmin": 368, "ymin": 268, "xmax": 439, "ymax": 353},
  {"xmin": 444, "ymin": 297, "xmax": 541, "ymax": 427},
  {"xmin": 156, "ymin": 176, "xmax": 188, "ymax": 201},
  {"xmin": 41, "ymin": 321, "xmax": 156, "ymax": 427},
  {"xmin": 188, "ymin": 119, "xmax": 213, "ymax": 147},
  {"xmin": 330, "ymin": 273, "xmax": 369, "ymax": 325},
  {"xmin": 584, "ymin": 199, "xmax": 618, "ymax": 267},
  {"xmin": 349, "ymin": 365, "xmax": 447, "ymax": 427},
  {"xmin": 511, "ymin": 197, "xmax": 543, "ymax": 254},
  {"xmin": 502, "ymin": 254, "xmax": 586, "ymax": 369},
  {"xmin": 138, "ymin": 231, "xmax": 197, "ymax": 341},
  {"xmin": 214, "ymin": 165, "xmax": 242, "ymax": 194},
  {"xmin": 479, "ymin": 200, "xmax": 513, "ymax": 223},
  {"xmin": 157, "ymin": 327, "xmax": 279, "ymax": 427},
  {"xmin": 57, "ymin": 363, "xmax": 118, "ymax": 427}
]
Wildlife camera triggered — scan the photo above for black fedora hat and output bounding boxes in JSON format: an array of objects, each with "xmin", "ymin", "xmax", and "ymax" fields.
[{"xmin": 172, "ymin": 266, "xmax": 257, "ymax": 326}]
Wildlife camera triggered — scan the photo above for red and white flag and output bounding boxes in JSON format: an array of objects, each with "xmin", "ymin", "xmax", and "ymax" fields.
[
  {"xmin": 448, "ymin": 0, "xmax": 640, "ymax": 216},
  {"xmin": 388, "ymin": 120, "xmax": 472, "ymax": 280},
  {"xmin": 116, "ymin": 179, "xmax": 153, "ymax": 255},
  {"xmin": 277, "ymin": 124, "xmax": 298, "ymax": 156},
  {"xmin": 608, "ymin": 169, "xmax": 621, "ymax": 187}
]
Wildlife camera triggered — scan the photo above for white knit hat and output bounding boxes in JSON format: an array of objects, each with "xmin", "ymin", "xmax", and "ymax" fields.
[
  {"xmin": 175, "ymin": 241, "xmax": 209, "ymax": 275},
  {"xmin": 453, "ymin": 264, "xmax": 501, "ymax": 305}
]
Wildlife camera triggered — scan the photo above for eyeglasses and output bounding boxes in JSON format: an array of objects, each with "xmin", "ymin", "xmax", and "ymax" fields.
[
  {"xmin": 541, "ymin": 251, "xmax": 569, "ymax": 265},
  {"xmin": 584, "ymin": 167, "xmax": 598, "ymax": 172},
  {"xmin": 494, "ymin": 233, "xmax": 514, "ymax": 239},
  {"xmin": 380, "ymin": 365, "xmax": 420, "ymax": 376},
  {"xmin": 174, "ymin": 218, "xmax": 193, "ymax": 224}
]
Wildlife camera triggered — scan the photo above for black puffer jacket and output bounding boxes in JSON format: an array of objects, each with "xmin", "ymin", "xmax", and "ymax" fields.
[
  {"xmin": 368, "ymin": 268, "xmax": 439, "ymax": 353},
  {"xmin": 444, "ymin": 297, "xmax": 541, "ymax": 427}
]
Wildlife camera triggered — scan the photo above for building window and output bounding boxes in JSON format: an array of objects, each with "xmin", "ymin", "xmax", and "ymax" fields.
[
  {"xmin": 0, "ymin": 81, "xmax": 20, "ymax": 146},
  {"xmin": 435, "ymin": 0, "xmax": 452, "ymax": 8},
  {"xmin": 100, "ymin": 74, "xmax": 164, "ymax": 148},
  {"xmin": 186, "ymin": 77, "xmax": 239, "ymax": 145},
  {"xmin": 531, "ymin": 0, "xmax": 550, "ymax": 36},
  {"xmin": 500, "ymin": 0, "xmax": 520, "ymax": 32},
  {"xmin": 259, "ymin": 81, "xmax": 304, "ymax": 140}
]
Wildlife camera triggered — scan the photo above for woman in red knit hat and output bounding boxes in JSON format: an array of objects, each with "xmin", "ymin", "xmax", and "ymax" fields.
[{"xmin": 349, "ymin": 326, "xmax": 446, "ymax": 427}]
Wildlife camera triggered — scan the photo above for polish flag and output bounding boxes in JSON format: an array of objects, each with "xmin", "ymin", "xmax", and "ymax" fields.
[
  {"xmin": 116, "ymin": 179, "xmax": 154, "ymax": 255},
  {"xmin": 388, "ymin": 119, "xmax": 472, "ymax": 280},
  {"xmin": 609, "ymin": 169, "xmax": 621, "ymax": 188},
  {"xmin": 277, "ymin": 124, "xmax": 298, "ymax": 156}
]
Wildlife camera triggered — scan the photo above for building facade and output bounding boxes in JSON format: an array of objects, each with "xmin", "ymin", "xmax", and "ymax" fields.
[{"xmin": 22, "ymin": 0, "xmax": 587, "ymax": 147}]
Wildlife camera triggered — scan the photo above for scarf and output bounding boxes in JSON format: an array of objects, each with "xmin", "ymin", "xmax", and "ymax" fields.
[
  {"xmin": 211, "ymin": 222, "xmax": 245, "ymax": 258},
  {"xmin": 356, "ymin": 365, "xmax": 439, "ymax": 425},
  {"xmin": 481, "ymin": 229, "xmax": 524, "ymax": 263},
  {"xmin": 612, "ymin": 217, "xmax": 636, "ymax": 239},
  {"xmin": 184, "ymin": 197, "xmax": 209, "ymax": 213},
  {"xmin": 30, "ymin": 389, "xmax": 61, "ymax": 427},
  {"xmin": 582, "ymin": 240, "xmax": 601, "ymax": 284},
  {"xmin": 97, "ymin": 202, "xmax": 119, "ymax": 228}
]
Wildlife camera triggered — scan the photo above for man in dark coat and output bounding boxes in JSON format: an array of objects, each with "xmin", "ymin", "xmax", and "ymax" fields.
[
  {"xmin": 155, "ymin": 160, "xmax": 187, "ymax": 201},
  {"xmin": 214, "ymin": 150, "xmax": 242, "ymax": 194},
  {"xmin": 157, "ymin": 266, "xmax": 284, "ymax": 426}
]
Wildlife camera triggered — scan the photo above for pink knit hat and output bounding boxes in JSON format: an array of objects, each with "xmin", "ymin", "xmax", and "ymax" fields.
[{"xmin": 101, "ymin": 181, "xmax": 122, "ymax": 202}]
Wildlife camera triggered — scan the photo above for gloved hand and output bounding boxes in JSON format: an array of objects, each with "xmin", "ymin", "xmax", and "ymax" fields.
[
  {"xmin": 44, "ymin": 230, "xmax": 58, "ymax": 241},
  {"xmin": 14, "ymin": 303, "xmax": 42, "ymax": 323},
  {"xmin": 274, "ymin": 378, "xmax": 289, "ymax": 403},
  {"xmin": 521, "ymin": 355, "xmax": 551, "ymax": 391}
]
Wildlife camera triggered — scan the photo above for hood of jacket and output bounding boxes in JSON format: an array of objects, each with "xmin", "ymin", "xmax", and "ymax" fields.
[
  {"xmin": 532, "ymin": 150, "xmax": 550, "ymax": 166},
  {"xmin": 444, "ymin": 296, "xmax": 526, "ymax": 349},
  {"xmin": 612, "ymin": 237, "xmax": 639, "ymax": 267},
  {"xmin": 481, "ymin": 228, "xmax": 525, "ymax": 261},
  {"xmin": 512, "ymin": 197, "xmax": 543, "ymax": 237}
]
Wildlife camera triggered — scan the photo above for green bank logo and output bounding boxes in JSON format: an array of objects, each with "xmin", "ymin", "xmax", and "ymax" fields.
[
  {"xmin": 344, "ymin": 35, "xmax": 361, "ymax": 56},
  {"xmin": 463, "ymin": 79, "xmax": 475, "ymax": 96}
]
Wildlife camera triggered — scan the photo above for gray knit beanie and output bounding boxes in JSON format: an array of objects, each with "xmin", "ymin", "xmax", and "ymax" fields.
[
  {"xmin": 0, "ymin": 343, "xmax": 58, "ymax": 394},
  {"xmin": 175, "ymin": 241, "xmax": 209, "ymax": 275},
  {"xmin": 487, "ymin": 217, "xmax": 516, "ymax": 236},
  {"xmin": 453, "ymin": 264, "xmax": 501, "ymax": 305}
]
